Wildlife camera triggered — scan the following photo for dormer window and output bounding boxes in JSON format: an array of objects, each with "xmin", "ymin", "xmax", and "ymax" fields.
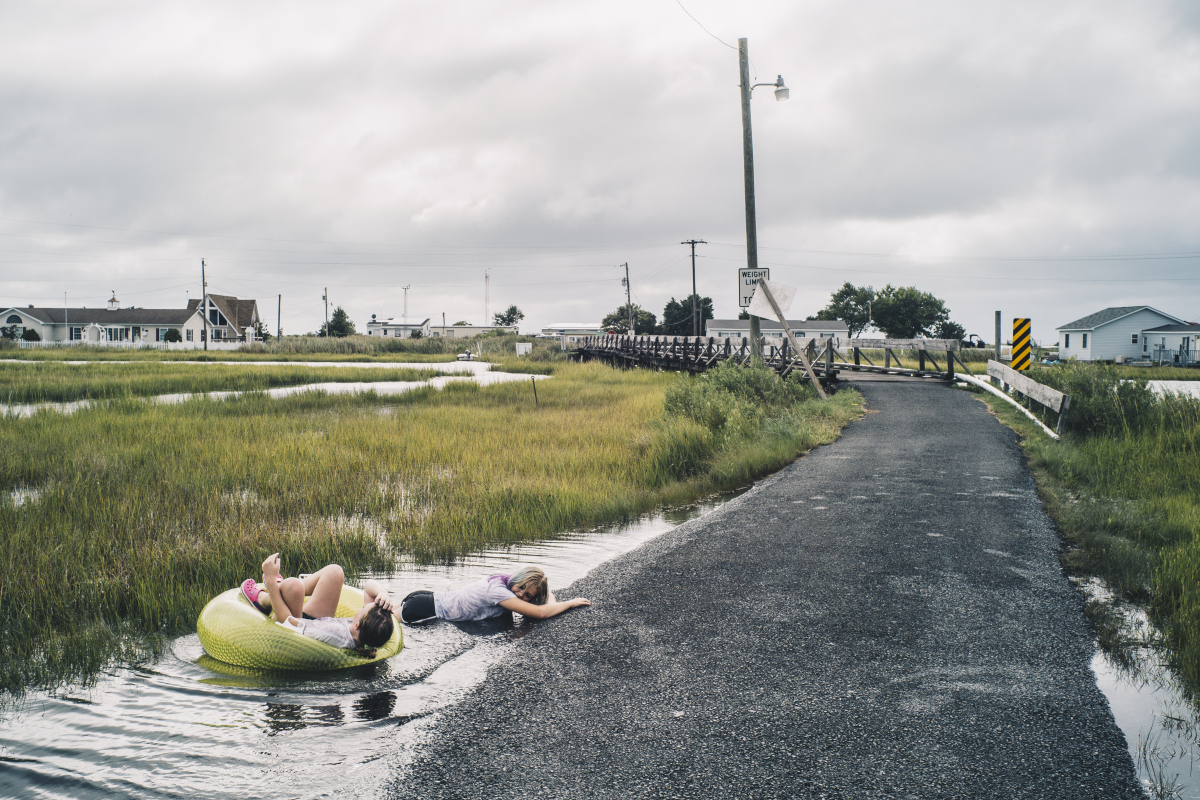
[{"xmin": 6, "ymin": 315, "xmax": 21, "ymax": 325}]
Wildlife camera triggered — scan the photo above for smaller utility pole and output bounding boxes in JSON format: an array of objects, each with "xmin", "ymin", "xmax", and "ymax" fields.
[
  {"xmin": 620, "ymin": 263, "xmax": 633, "ymax": 334},
  {"xmin": 323, "ymin": 288, "xmax": 329, "ymax": 337},
  {"xmin": 64, "ymin": 292, "xmax": 68, "ymax": 341},
  {"xmin": 403, "ymin": 285, "xmax": 411, "ymax": 325},
  {"xmin": 681, "ymin": 240, "xmax": 707, "ymax": 337},
  {"xmin": 277, "ymin": 294, "xmax": 281, "ymax": 339},
  {"xmin": 484, "ymin": 270, "xmax": 490, "ymax": 325},
  {"xmin": 201, "ymin": 261, "xmax": 208, "ymax": 352}
]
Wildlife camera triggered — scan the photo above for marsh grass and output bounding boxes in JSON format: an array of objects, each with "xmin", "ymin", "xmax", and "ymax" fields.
[
  {"xmin": 0, "ymin": 362, "xmax": 447, "ymax": 403},
  {"xmin": 0, "ymin": 361, "xmax": 859, "ymax": 694},
  {"xmin": 968, "ymin": 373, "xmax": 1200, "ymax": 686}
]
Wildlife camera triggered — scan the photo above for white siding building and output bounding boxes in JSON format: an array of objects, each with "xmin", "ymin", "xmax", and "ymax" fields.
[
  {"xmin": 3, "ymin": 298, "xmax": 206, "ymax": 346},
  {"xmin": 1057, "ymin": 306, "xmax": 1185, "ymax": 362},
  {"xmin": 366, "ymin": 316, "xmax": 431, "ymax": 338},
  {"xmin": 540, "ymin": 323, "xmax": 604, "ymax": 344},
  {"xmin": 428, "ymin": 324, "xmax": 518, "ymax": 338},
  {"xmin": 1141, "ymin": 324, "xmax": 1200, "ymax": 364},
  {"xmin": 705, "ymin": 319, "xmax": 849, "ymax": 340}
]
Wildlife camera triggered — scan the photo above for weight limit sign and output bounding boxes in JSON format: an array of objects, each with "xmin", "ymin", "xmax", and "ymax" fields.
[{"xmin": 1012, "ymin": 318, "xmax": 1032, "ymax": 371}]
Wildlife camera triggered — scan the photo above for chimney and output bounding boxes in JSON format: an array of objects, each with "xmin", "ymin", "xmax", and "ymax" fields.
[{"xmin": 28, "ymin": 305, "xmax": 33, "ymax": 309}]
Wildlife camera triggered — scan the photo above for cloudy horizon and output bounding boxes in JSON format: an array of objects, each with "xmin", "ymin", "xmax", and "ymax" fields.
[{"xmin": 4, "ymin": 0, "xmax": 1200, "ymax": 344}]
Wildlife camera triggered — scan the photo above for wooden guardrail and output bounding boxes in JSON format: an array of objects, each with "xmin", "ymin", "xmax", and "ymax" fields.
[
  {"xmin": 574, "ymin": 334, "xmax": 971, "ymax": 385},
  {"xmin": 986, "ymin": 360, "xmax": 1072, "ymax": 434}
]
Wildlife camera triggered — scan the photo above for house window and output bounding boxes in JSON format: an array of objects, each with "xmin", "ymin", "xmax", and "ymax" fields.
[
  {"xmin": 383, "ymin": 329, "xmax": 388, "ymax": 336},
  {"xmin": 5, "ymin": 315, "xmax": 21, "ymax": 325},
  {"xmin": 186, "ymin": 329, "xmax": 193, "ymax": 342},
  {"xmin": 1131, "ymin": 333, "xmax": 1139, "ymax": 344},
  {"xmin": 1082, "ymin": 333, "xmax": 1088, "ymax": 348},
  {"xmin": 1064, "ymin": 334, "xmax": 1070, "ymax": 348},
  {"xmin": 1144, "ymin": 340, "xmax": 1148, "ymax": 352}
]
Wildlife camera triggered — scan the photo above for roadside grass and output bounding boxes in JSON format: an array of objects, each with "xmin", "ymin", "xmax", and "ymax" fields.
[
  {"xmin": 0, "ymin": 362, "xmax": 448, "ymax": 403},
  {"xmin": 962, "ymin": 367, "xmax": 1200, "ymax": 686},
  {"xmin": 0, "ymin": 360, "xmax": 859, "ymax": 694}
]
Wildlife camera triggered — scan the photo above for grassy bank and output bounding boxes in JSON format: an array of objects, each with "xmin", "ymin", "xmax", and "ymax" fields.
[
  {"xmin": 967, "ymin": 364, "xmax": 1200, "ymax": 685},
  {"xmin": 0, "ymin": 362, "xmax": 450, "ymax": 403},
  {"xmin": 0, "ymin": 360, "xmax": 859, "ymax": 693}
]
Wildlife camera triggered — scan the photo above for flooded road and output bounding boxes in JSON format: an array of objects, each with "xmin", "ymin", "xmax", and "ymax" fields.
[{"xmin": 0, "ymin": 492, "xmax": 743, "ymax": 800}]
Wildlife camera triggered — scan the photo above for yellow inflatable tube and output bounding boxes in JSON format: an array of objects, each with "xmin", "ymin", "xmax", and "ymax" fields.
[{"xmin": 197, "ymin": 584, "xmax": 402, "ymax": 670}]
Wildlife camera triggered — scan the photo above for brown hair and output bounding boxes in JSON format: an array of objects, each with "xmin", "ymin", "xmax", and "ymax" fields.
[{"xmin": 358, "ymin": 604, "xmax": 395, "ymax": 649}]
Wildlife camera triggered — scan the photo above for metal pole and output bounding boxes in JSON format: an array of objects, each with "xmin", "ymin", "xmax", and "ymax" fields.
[
  {"xmin": 277, "ymin": 294, "xmax": 281, "ymax": 339},
  {"xmin": 202, "ymin": 259, "xmax": 208, "ymax": 351},
  {"xmin": 64, "ymin": 292, "xmax": 68, "ymax": 342},
  {"xmin": 323, "ymin": 288, "xmax": 329, "ymax": 337},
  {"xmin": 994, "ymin": 310, "xmax": 1001, "ymax": 362},
  {"xmin": 623, "ymin": 263, "xmax": 633, "ymax": 334},
  {"xmin": 739, "ymin": 39, "xmax": 762, "ymax": 359}
]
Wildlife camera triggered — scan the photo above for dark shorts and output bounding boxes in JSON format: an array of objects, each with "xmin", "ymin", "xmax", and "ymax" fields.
[
  {"xmin": 302, "ymin": 612, "xmax": 317, "ymax": 621},
  {"xmin": 400, "ymin": 590, "xmax": 437, "ymax": 624}
]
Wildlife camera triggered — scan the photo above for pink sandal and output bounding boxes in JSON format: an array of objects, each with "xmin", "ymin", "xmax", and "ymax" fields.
[{"xmin": 240, "ymin": 578, "xmax": 269, "ymax": 614}]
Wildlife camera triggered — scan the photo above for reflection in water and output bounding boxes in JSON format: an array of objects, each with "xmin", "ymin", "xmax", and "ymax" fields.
[
  {"xmin": 0, "ymin": 490, "xmax": 743, "ymax": 799},
  {"xmin": 1081, "ymin": 576, "xmax": 1200, "ymax": 799}
]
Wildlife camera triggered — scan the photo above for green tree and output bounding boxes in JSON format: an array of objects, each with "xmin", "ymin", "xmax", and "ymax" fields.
[
  {"xmin": 933, "ymin": 319, "xmax": 966, "ymax": 343},
  {"xmin": 319, "ymin": 306, "xmax": 356, "ymax": 338},
  {"xmin": 452, "ymin": 320, "xmax": 470, "ymax": 326},
  {"xmin": 871, "ymin": 285, "xmax": 951, "ymax": 339},
  {"xmin": 493, "ymin": 305, "xmax": 524, "ymax": 327},
  {"xmin": 162, "ymin": 328, "xmax": 183, "ymax": 343},
  {"xmin": 814, "ymin": 282, "xmax": 876, "ymax": 338},
  {"xmin": 252, "ymin": 321, "xmax": 272, "ymax": 343},
  {"xmin": 660, "ymin": 295, "xmax": 714, "ymax": 336},
  {"xmin": 0, "ymin": 325, "xmax": 18, "ymax": 340},
  {"xmin": 21, "ymin": 328, "xmax": 40, "ymax": 341},
  {"xmin": 602, "ymin": 304, "xmax": 657, "ymax": 335},
  {"xmin": 738, "ymin": 309, "xmax": 750, "ymax": 320}
]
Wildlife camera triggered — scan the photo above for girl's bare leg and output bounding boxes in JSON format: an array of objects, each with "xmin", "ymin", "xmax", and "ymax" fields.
[
  {"xmin": 298, "ymin": 564, "xmax": 345, "ymax": 618},
  {"xmin": 278, "ymin": 577, "xmax": 306, "ymax": 619}
]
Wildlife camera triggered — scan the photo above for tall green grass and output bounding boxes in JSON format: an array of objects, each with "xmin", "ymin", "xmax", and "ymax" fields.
[
  {"xmin": 0, "ymin": 362, "xmax": 447, "ymax": 403},
  {"xmin": 0, "ymin": 360, "xmax": 859, "ymax": 694},
  {"xmin": 973, "ymin": 368, "xmax": 1200, "ymax": 685}
]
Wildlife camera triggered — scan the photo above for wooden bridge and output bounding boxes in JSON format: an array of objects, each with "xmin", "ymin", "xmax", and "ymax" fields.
[{"xmin": 574, "ymin": 334, "xmax": 976, "ymax": 384}]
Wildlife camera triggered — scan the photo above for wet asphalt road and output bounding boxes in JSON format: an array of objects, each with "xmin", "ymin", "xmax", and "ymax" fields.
[{"xmin": 388, "ymin": 378, "xmax": 1142, "ymax": 799}]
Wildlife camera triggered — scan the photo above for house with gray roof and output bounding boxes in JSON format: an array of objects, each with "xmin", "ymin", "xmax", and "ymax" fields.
[
  {"xmin": 705, "ymin": 318, "xmax": 848, "ymax": 340},
  {"xmin": 1057, "ymin": 306, "xmax": 1185, "ymax": 362},
  {"xmin": 1140, "ymin": 323, "xmax": 1200, "ymax": 364},
  {"xmin": 3, "ymin": 292, "xmax": 260, "ymax": 347}
]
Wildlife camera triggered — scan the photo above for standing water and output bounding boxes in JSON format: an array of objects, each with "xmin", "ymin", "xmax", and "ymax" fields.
[{"xmin": 0, "ymin": 491, "xmax": 744, "ymax": 799}]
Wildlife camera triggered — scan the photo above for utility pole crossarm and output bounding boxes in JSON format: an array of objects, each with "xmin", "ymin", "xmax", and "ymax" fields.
[
  {"xmin": 756, "ymin": 280, "xmax": 827, "ymax": 399},
  {"xmin": 681, "ymin": 240, "xmax": 707, "ymax": 338}
]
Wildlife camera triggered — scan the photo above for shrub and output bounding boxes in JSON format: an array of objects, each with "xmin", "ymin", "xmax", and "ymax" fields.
[{"xmin": 21, "ymin": 328, "xmax": 40, "ymax": 341}]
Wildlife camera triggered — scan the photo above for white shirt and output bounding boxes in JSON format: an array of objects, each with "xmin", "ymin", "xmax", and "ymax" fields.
[{"xmin": 434, "ymin": 576, "xmax": 516, "ymax": 621}]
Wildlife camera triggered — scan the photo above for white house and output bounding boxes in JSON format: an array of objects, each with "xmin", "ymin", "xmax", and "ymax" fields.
[
  {"xmin": 1057, "ymin": 306, "xmax": 1185, "ymax": 362},
  {"xmin": 366, "ymin": 316, "xmax": 431, "ymax": 338},
  {"xmin": 705, "ymin": 318, "xmax": 849, "ymax": 340},
  {"xmin": 3, "ymin": 295, "xmax": 206, "ymax": 346},
  {"xmin": 428, "ymin": 324, "xmax": 517, "ymax": 338},
  {"xmin": 1140, "ymin": 324, "xmax": 1200, "ymax": 364},
  {"xmin": 540, "ymin": 323, "xmax": 604, "ymax": 344}
]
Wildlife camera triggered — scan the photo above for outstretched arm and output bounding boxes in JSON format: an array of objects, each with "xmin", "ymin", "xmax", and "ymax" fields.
[
  {"xmin": 499, "ymin": 596, "xmax": 590, "ymax": 620},
  {"xmin": 261, "ymin": 553, "xmax": 297, "ymax": 624}
]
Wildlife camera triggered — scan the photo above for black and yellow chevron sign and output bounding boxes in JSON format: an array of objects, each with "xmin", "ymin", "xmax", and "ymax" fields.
[{"xmin": 1012, "ymin": 318, "xmax": 1032, "ymax": 371}]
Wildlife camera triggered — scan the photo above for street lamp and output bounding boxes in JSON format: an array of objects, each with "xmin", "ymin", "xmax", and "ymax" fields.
[{"xmin": 738, "ymin": 39, "xmax": 788, "ymax": 358}]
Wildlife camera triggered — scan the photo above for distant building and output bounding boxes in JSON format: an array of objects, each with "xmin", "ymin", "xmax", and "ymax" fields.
[
  {"xmin": 428, "ymin": 324, "xmax": 518, "ymax": 338},
  {"xmin": 540, "ymin": 323, "xmax": 604, "ymax": 344},
  {"xmin": 1057, "ymin": 306, "xmax": 1184, "ymax": 362},
  {"xmin": 366, "ymin": 316, "xmax": 431, "ymax": 338},
  {"xmin": 3, "ymin": 293, "xmax": 207, "ymax": 346},
  {"xmin": 705, "ymin": 318, "xmax": 848, "ymax": 340},
  {"xmin": 185, "ymin": 294, "xmax": 263, "ymax": 343}
]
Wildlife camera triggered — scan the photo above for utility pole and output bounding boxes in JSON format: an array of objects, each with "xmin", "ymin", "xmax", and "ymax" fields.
[
  {"xmin": 681, "ymin": 240, "xmax": 707, "ymax": 337},
  {"xmin": 323, "ymin": 288, "xmax": 329, "ymax": 337},
  {"xmin": 621, "ymin": 262, "xmax": 633, "ymax": 334},
  {"xmin": 484, "ymin": 270, "xmax": 490, "ymax": 326},
  {"xmin": 64, "ymin": 292, "xmax": 68, "ymax": 341},
  {"xmin": 202, "ymin": 259, "xmax": 208, "ymax": 351},
  {"xmin": 277, "ymin": 294, "xmax": 281, "ymax": 339},
  {"xmin": 739, "ymin": 40, "xmax": 762, "ymax": 357},
  {"xmin": 403, "ymin": 285, "xmax": 411, "ymax": 325}
]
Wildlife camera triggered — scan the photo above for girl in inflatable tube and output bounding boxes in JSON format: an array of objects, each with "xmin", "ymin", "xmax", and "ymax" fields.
[
  {"xmin": 241, "ymin": 554, "xmax": 395, "ymax": 655},
  {"xmin": 399, "ymin": 567, "xmax": 590, "ymax": 625}
]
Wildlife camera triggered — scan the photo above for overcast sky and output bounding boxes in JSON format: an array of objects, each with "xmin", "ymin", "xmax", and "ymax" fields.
[{"xmin": 3, "ymin": 0, "xmax": 1199, "ymax": 344}]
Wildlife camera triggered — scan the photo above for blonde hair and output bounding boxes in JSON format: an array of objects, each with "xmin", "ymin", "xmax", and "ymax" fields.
[{"xmin": 508, "ymin": 567, "xmax": 549, "ymax": 605}]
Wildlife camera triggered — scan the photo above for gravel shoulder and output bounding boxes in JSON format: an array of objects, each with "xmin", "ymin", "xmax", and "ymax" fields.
[{"xmin": 388, "ymin": 378, "xmax": 1143, "ymax": 799}]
